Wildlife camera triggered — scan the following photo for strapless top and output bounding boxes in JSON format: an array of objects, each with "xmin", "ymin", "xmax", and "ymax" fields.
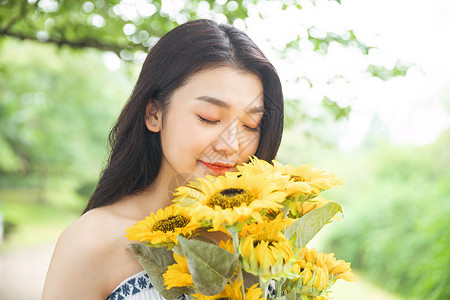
[
  {"xmin": 106, "ymin": 271, "xmax": 275, "ymax": 299},
  {"xmin": 106, "ymin": 271, "xmax": 187, "ymax": 300}
]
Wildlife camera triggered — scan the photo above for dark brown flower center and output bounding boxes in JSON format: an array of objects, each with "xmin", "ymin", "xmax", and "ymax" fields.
[
  {"xmin": 152, "ymin": 215, "xmax": 189, "ymax": 232},
  {"xmin": 207, "ymin": 188, "xmax": 255, "ymax": 209},
  {"xmin": 290, "ymin": 175, "xmax": 306, "ymax": 182},
  {"xmin": 253, "ymin": 238, "xmax": 275, "ymax": 248}
]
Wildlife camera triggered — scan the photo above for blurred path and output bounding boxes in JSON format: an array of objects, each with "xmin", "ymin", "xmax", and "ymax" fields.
[
  {"xmin": 332, "ymin": 272, "xmax": 403, "ymax": 300},
  {"xmin": 0, "ymin": 243, "xmax": 55, "ymax": 300},
  {"xmin": 0, "ymin": 244, "xmax": 403, "ymax": 300}
]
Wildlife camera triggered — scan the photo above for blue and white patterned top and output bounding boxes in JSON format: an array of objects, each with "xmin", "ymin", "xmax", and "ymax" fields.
[
  {"xmin": 106, "ymin": 271, "xmax": 188, "ymax": 300},
  {"xmin": 106, "ymin": 271, "xmax": 275, "ymax": 300}
]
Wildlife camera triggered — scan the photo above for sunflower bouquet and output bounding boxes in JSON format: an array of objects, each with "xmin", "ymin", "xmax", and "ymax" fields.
[{"xmin": 125, "ymin": 157, "xmax": 355, "ymax": 300}]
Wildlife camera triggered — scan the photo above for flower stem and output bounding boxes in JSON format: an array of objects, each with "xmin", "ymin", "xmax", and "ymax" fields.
[
  {"xmin": 259, "ymin": 279, "xmax": 269, "ymax": 299},
  {"xmin": 276, "ymin": 278, "xmax": 285, "ymax": 298},
  {"xmin": 228, "ymin": 226, "xmax": 245, "ymax": 298}
]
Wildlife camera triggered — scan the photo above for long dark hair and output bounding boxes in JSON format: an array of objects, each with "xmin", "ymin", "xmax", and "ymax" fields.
[{"xmin": 83, "ymin": 19, "xmax": 284, "ymax": 214}]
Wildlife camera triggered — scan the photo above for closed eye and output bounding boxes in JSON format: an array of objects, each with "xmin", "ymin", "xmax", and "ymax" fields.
[
  {"xmin": 244, "ymin": 125, "xmax": 259, "ymax": 133},
  {"xmin": 197, "ymin": 115, "xmax": 220, "ymax": 125},
  {"xmin": 198, "ymin": 115, "xmax": 259, "ymax": 132}
]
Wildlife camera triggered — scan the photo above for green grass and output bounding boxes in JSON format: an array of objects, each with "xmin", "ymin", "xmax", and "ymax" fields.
[{"xmin": 0, "ymin": 188, "xmax": 83, "ymax": 252}]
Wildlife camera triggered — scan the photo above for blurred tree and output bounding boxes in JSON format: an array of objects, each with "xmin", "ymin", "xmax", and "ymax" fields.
[
  {"xmin": 323, "ymin": 129, "xmax": 450, "ymax": 300},
  {"xmin": 0, "ymin": 39, "xmax": 132, "ymax": 202},
  {"xmin": 0, "ymin": 0, "xmax": 410, "ymax": 200},
  {"xmin": 1, "ymin": 0, "xmax": 409, "ymax": 128},
  {"xmin": 0, "ymin": 0, "xmax": 249, "ymax": 58},
  {"xmin": 0, "ymin": 1, "xmax": 356, "ymax": 58}
]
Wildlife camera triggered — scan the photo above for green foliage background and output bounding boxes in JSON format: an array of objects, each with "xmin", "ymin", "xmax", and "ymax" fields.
[
  {"xmin": 277, "ymin": 128, "xmax": 450, "ymax": 300},
  {"xmin": 0, "ymin": 38, "xmax": 135, "ymax": 249},
  {"xmin": 323, "ymin": 132, "xmax": 450, "ymax": 300}
]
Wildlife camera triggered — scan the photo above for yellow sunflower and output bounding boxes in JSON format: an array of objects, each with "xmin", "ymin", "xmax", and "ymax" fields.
[
  {"xmin": 236, "ymin": 156, "xmax": 273, "ymax": 174},
  {"xmin": 240, "ymin": 213, "xmax": 295, "ymax": 237},
  {"xmin": 192, "ymin": 279, "xmax": 264, "ymax": 300},
  {"xmin": 125, "ymin": 204, "xmax": 201, "ymax": 246},
  {"xmin": 239, "ymin": 217, "xmax": 296, "ymax": 281},
  {"xmin": 237, "ymin": 156, "xmax": 297, "ymax": 193},
  {"xmin": 163, "ymin": 253, "xmax": 193, "ymax": 289},
  {"xmin": 272, "ymin": 161, "xmax": 343, "ymax": 196},
  {"xmin": 290, "ymin": 247, "xmax": 354, "ymax": 297},
  {"xmin": 317, "ymin": 252, "xmax": 355, "ymax": 282},
  {"xmin": 218, "ymin": 239, "xmax": 235, "ymax": 254},
  {"xmin": 239, "ymin": 156, "xmax": 343, "ymax": 195},
  {"xmin": 173, "ymin": 171, "xmax": 288, "ymax": 230},
  {"xmin": 313, "ymin": 295, "xmax": 330, "ymax": 300}
]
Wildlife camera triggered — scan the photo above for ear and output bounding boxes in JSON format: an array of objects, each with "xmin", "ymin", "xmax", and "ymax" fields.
[{"xmin": 145, "ymin": 100, "xmax": 163, "ymax": 132}]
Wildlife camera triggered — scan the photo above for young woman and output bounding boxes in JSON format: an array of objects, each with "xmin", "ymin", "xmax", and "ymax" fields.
[{"xmin": 42, "ymin": 19, "xmax": 284, "ymax": 299}]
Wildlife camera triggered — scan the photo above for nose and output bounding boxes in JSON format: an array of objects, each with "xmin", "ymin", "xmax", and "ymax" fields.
[{"xmin": 213, "ymin": 121, "xmax": 240, "ymax": 155}]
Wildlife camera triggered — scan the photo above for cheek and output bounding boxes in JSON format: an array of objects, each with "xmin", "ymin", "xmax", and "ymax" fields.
[
  {"xmin": 172, "ymin": 118, "xmax": 214, "ymax": 154},
  {"xmin": 239, "ymin": 133, "xmax": 260, "ymax": 161}
]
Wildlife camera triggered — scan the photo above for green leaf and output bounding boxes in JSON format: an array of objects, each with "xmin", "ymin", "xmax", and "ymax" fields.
[
  {"xmin": 128, "ymin": 244, "xmax": 193, "ymax": 299},
  {"xmin": 190, "ymin": 234, "xmax": 219, "ymax": 245},
  {"xmin": 284, "ymin": 202, "xmax": 343, "ymax": 249},
  {"xmin": 322, "ymin": 96, "xmax": 351, "ymax": 121},
  {"xmin": 242, "ymin": 269, "xmax": 259, "ymax": 289},
  {"xmin": 178, "ymin": 236, "xmax": 239, "ymax": 295}
]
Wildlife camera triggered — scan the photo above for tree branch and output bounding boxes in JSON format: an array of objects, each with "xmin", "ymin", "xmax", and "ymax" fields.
[{"xmin": 0, "ymin": 28, "xmax": 140, "ymax": 56}]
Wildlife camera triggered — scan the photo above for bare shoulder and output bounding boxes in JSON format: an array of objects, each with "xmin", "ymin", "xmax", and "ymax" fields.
[{"xmin": 42, "ymin": 207, "xmax": 132, "ymax": 299}]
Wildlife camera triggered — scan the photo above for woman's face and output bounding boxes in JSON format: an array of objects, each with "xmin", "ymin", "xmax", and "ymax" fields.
[{"xmin": 149, "ymin": 66, "xmax": 264, "ymax": 182}]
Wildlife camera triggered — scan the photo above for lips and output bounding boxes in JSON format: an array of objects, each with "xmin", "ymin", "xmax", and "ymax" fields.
[{"xmin": 199, "ymin": 160, "xmax": 235, "ymax": 174}]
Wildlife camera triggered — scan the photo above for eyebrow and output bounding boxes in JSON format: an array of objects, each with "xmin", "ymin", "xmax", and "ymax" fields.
[{"xmin": 195, "ymin": 96, "xmax": 264, "ymax": 114}]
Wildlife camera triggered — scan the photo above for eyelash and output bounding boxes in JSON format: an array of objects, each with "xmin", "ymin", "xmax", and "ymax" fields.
[
  {"xmin": 197, "ymin": 115, "xmax": 219, "ymax": 125},
  {"xmin": 197, "ymin": 115, "xmax": 259, "ymax": 132}
]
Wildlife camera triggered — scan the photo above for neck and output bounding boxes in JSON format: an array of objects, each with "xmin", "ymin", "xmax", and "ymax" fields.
[{"xmin": 113, "ymin": 173, "xmax": 172, "ymax": 221}]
